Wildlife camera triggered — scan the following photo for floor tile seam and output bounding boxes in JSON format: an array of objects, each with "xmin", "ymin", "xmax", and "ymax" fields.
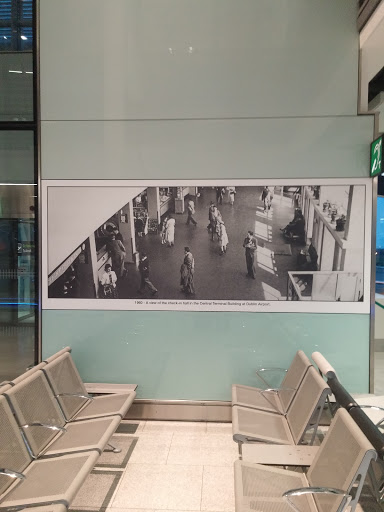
[
  {"xmin": 110, "ymin": 443, "xmax": 138, "ymax": 507},
  {"xmin": 200, "ymin": 466, "xmax": 205, "ymax": 511},
  {"xmin": 165, "ymin": 432, "xmax": 174, "ymax": 464},
  {"xmin": 165, "ymin": 462, "xmax": 235, "ymax": 467}
]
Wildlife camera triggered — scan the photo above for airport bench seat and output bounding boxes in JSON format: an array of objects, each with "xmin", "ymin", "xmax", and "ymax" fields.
[
  {"xmin": 232, "ymin": 367, "xmax": 331, "ymax": 452},
  {"xmin": 0, "ymin": 395, "xmax": 99, "ymax": 510},
  {"xmin": 42, "ymin": 352, "xmax": 136, "ymax": 421},
  {"xmin": 232, "ymin": 350, "xmax": 312, "ymax": 414},
  {"xmin": 4, "ymin": 371, "xmax": 121, "ymax": 458},
  {"xmin": 234, "ymin": 408, "xmax": 377, "ymax": 512}
]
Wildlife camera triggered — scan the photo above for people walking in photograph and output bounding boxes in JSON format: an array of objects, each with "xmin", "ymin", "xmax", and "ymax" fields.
[
  {"xmin": 216, "ymin": 187, "xmax": 225, "ymax": 205},
  {"xmin": 207, "ymin": 202, "xmax": 217, "ymax": 240},
  {"xmin": 261, "ymin": 186, "xmax": 271, "ymax": 212},
  {"xmin": 217, "ymin": 219, "xmax": 229, "ymax": 255},
  {"xmin": 138, "ymin": 252, "xmax": 158, "ymax": 296},
  {"xmin": 165, "ymin": 215, "xmax": 175, "ymax": 247},
  {"xmin": 214, "ymin": 208, "xmax": 223, "ymax": 240},
  {"xmin": 100, "ymin": 263, "xmax": 118, "ymax": 298},
  {"xmin": 107, "ymin": 234, "xmax": 126, "ymax": 278},
  {"xmin": 181, "ymin": 246, "xmax": 195, "ymax": 295},
  {"xmin": 243, "ymin": 230, "xmax": 257, "ymax": 279},
  {"xmin": 186, "ymin": 199, "xmax": 197, "ymax": 226},
  {"xmin": 161, "ymin": 215, "xmax": 168, "ymax": 244},
  {"xmin": 228, "ymin": 186, "xmax": 236, "ymax": 206}
]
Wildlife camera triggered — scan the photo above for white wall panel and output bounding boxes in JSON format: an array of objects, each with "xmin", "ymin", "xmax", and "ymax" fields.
[
  {"xmin": 40, "ymin": 0, "xmax": 358, "ymax": 120},
  {"xmin": 41, "ymin": 116, "xmax": 373, "ymax": 180},
  {"xmin": 47, "ymin": 186, "xmax": 145, "ymax": 273}
]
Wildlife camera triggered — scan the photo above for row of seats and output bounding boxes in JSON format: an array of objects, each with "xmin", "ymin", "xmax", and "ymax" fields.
[
  {"xmin": 232, "ymin": 351, "xmax": 330, "ymax": 454},
  {"xmin": 231, "ymin": 351, "xmax": 383, "ymax": 512},
  {"xmin": 0, "ymin": 347, "xmax": 136, "ymax": 511}
]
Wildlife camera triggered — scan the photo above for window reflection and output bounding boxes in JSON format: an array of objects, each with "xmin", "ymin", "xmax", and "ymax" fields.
[
  {"xmin": 0, "ymin": 0, "xmax": 33, "ymax": 52},
  {"xmin": 0, "ymin": 132, "xmax": 37, "ymax": 380}
]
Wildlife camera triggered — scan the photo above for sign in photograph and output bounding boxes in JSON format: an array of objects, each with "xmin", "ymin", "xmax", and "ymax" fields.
[{"xmin": 42, "ymin": 179, "xmax": 372, "ymax": 314}]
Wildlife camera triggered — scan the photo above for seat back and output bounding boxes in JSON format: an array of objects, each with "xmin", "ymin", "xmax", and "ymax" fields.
[
  {"xmin": 5, "ymin": 371, "xmax": 66, "ymax": 458},
  {"xmin": 286, "ymin": 366, "xmax": 331, "ymax": 444},
  {"xmin": 279, "ymin": 350, "xmax": 312, "ymax": 413},
  {"xmin": 0, "ymin": 395, "xmax": 31, "ymax": 496},
  {"xmin": 43, "ymin": 352, "xmax": 88, "ymax": 421},
  {"xmin": 11, "ymin": 362, "xmax": 47, "ymax": 386},
  {"xmin": 43, "ymin": 347, "xmax": 71, "ymax": 364},
  {"xmin": 308, "ymin": 408, "xmax": 376, "ymax": 512},
  {"xmin": 0, "ymin": 383, "xmax": 12, "ymax": 393}
]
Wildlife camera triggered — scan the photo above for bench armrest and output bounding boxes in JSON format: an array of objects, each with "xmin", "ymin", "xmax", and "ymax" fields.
[
  {"xmin": 358, "ymin": 405, "xmax": 384, "ymax": 428},
  {"xmin": 0, "ymin": 469, "xmax": 26, "ymax": 480},
  {"xmin": 55, "ymin": 393, "xmax": 93, "ymax": 401},
  {"xmin": 256, "ymin": 367, "xmax": 287, "ymax": 388},
  {"xmin": 260, "ymin": 387, "xmax": 296, "ymax": 414},
  {"xmin": 20, "ymin": 423, "xmax": 66, "ymax": 433},
  {"xmin": 283, "ymin": 487, "xmax": 352, "ymax": 512}
]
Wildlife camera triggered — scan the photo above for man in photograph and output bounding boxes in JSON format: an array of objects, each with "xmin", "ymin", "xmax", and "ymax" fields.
[
  {"xmin": 243, "ymin": 230, "xmax": 257, "ymax": 279},
  {"xmin": 186, "ymin": 199, "xmax": 197, "ymax": 226},
  {"xmin": 181, "ymin": 246, "xmax": 195, "ymax": 295},
  {"xmin": 138, "ymin": 252, "xmax": 158, "ymax": 296}
]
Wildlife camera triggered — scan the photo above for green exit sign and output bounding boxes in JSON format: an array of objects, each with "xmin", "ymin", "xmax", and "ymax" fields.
[{"xmin": 371, "ymin": 134, "xmax": 383, "ymax": 177}]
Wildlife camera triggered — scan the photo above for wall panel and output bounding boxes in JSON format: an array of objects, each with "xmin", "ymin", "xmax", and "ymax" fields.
[
  {"xmin": 40, "ymin": 0, "xmax": 358, "ymax": 120},
  {"xmin": 40, "ymin": 0, "xmax": 373, "ymax": 397}
]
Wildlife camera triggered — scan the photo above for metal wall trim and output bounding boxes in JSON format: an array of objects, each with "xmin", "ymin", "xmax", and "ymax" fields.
[
  {"xmin": 370, "ymin": 111, "xmax": 380, "ymax": 392},
  {"xmin": 34, "ymin": 0, "xmax": 42, "ymax": 363},
  {"xmin": 124, "ymin": 400, "xmax": 232, "ymax": 422}
]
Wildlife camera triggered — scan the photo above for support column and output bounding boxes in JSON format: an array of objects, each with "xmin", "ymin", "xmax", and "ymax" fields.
[
  {"xmin": 88, "ymin": 233, "xmax": 100, "ymax": 298},
  {"xmin": 118, "ymin": 202, "xmax": 136, "ymax": 263},
  {"xmin": 147, "ymin": 187, "xmax": 160, "ymax": 224}
]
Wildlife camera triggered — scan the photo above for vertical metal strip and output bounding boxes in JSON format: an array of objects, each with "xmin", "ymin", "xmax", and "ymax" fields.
[
  {"xmin": 33, "ymin": 0, "xmax": 42, "ymax": 363},
  {"xmin": 370, "ymin": 111, "xmax": 380, "ymax": 392}
]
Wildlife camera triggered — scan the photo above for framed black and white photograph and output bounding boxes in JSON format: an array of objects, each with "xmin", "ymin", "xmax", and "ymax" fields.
[{"xmin": 42, "ymin": 179, "xmax": 372, "ymax": 313}]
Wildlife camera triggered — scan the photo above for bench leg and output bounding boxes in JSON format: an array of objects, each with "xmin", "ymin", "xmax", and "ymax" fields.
[{"xmin": 237, "ymin": 441, "xmax": 243, "ymax": 459}]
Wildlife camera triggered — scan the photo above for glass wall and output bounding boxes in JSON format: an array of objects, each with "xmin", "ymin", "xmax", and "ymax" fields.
[{"xmin": 0, "ymin": 0, "xmax": 37, "ymax": 381}]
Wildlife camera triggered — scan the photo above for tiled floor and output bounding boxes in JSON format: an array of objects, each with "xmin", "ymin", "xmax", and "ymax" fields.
[{"xmin": 106, "ymin": 421, "xmax": 237, "ymax": 512}]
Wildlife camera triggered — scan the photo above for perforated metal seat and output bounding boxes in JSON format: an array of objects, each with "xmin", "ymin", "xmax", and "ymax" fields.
[
  {"xmin": 4, "ymin": 371, "xmax": 120, "ymax": 458},
  {"xmin": 0, "ymin": 395, "xmax": 99, "ymax": 510},
  {"xmin": 10, "ymin": 506, "xmax": 68, "ymax": 512},
  {"xmin": 232, "ymin": 350, "xmax": 312, "ymax": 414},
  {"xmin": 232, "ymin": 367, "xmax": 331, "ymax": 452},
  {"xmin": 234, "ymin": 409, "xmax": 377, "ymax": 512},
  {"xmin": 42, "ymin": 352, "xmax": 135, "ymax": 421}
]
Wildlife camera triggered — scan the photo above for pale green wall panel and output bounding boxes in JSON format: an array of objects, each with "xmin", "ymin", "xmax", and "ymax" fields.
[
  {"xmin": 42, "ymin": 311, "xmax": 370, "ymax": 398},
  {"xmin": 40, "ymin": 0, "xmax": 358, "ymax": 120},
  {"xmin": 41, "ymin": 116, "xmax": 374, "ymax": 180}
]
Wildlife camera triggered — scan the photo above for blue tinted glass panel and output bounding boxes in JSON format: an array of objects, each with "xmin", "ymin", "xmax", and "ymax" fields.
[
  {"xmin": 20, "ymin": 27, "xmax": 32, "ymax": 50},
  {"xmin": 22, "ymin": 0, "xmax": 32, "ymax": 19},
  {"xmin": 0, "ymin": 0, "xmax": 12, "ymax": 19},
  {"xmin": 0, "ymin": 28, "xmax": 12, "ymax": 50},
  {"xmin": 377, "ymin": 197, "xmax": 384, "ymax": 250}
]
